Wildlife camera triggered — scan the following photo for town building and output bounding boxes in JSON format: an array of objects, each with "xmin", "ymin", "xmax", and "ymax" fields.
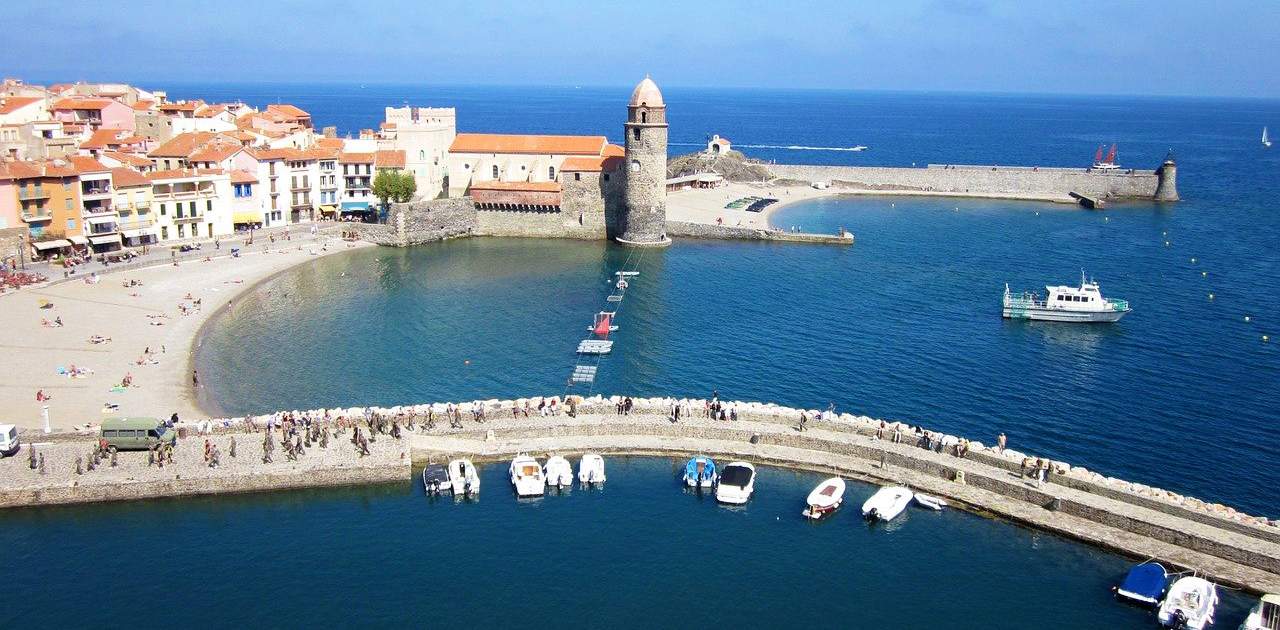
[
  {"xmin": 380, "ymin": 106, "xmax": 455, "ymax": 199},
  {"xmin": 67, "ymin": 155, "xmax": 120, "ymax": 253},
  {"xmin": 109, "ymin": 167, "xmax": 157, "ymax": 248},
  {"xmin": 148, "ymin": 168, "xmax": 233, "ymax": 241}
]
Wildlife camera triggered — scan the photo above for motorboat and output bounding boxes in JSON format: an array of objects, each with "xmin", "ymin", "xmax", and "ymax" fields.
[
  {"xmin": 802, "ymin": 477, "xmax": 845, "ymax": 519},
  {"xmin": 509, "ymin": 453, "xmax": 545, "ymax": 497},
  {"xmin": 448, "ymin": 458, "xmax": 480, "ymax": 496},
  {"xmin": 544, "ymin": 455, "xmax": 574, "ymax": 489},
  {"xmin": 851, "ymin": 145, "xmax": 868, "ymax": 152},
  {"xmin": 861, "ymin": 486, "xmax": 913, "ymax": 522},
  {"xmin": 578, "ymin": 453, "xmax": 607, "ymax": 485},
  {"xmin": 913, "ymin": 493, "xmax": 947, "ymax": 511},
  {"xmin": 715, "ymin": 462, "xmax": 756, "ymax": 504},
  {"xmin": 1157, "ymin": 576, "xmax": 1218, "ymax": 629},
  {"xmin": 1242, "ymin": 593, "xmax": 1280, "ymax": 630},
  {"xmin": 1003, "ymin": 271, "xmax": 1130, "ymax": 322},
  {"xmin": 683, "ymin": 456, "xmax": 718, "ymax": 488},
  {"xmin": 1114, "ymin": 562, "xmax": 1169, "ymax": 607},
  {"xmin": 422, "ymin": 464, "xmax": 449, "ymax": 496}
]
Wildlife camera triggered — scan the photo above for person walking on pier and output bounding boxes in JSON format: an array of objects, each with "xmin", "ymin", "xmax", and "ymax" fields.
[
  {"xmin": 798, "ymin": 411, "xmax": 808, "ymax": 432},
  {"xmin": 997, "ymin": 432, "xmax": 1007, "ymax": 454}
]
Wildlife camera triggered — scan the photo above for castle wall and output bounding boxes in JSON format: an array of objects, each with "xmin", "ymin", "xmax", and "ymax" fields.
[{"xmin": 769, "ymin": 164, "xmax": 1165, "ymax": 200}]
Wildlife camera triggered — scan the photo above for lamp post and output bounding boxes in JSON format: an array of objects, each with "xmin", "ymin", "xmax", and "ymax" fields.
[{"xmin": 42, "ymin": 404, "xmax": 50, "ymax": 434}]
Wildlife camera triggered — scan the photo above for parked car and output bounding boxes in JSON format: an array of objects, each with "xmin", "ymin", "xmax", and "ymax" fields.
[{"xmin": 0, "ymin": 424, "xmax": 19, "ymax": 457}]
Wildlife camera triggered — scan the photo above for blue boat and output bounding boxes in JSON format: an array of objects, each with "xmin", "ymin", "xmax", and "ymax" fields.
[
  {"xmin": 683, "ymin": 456, "xmax": 717, "ymax": 489},
  {"xmin": 1115, "ymin": 562, "xmax": 1170, "ymax": 606}
]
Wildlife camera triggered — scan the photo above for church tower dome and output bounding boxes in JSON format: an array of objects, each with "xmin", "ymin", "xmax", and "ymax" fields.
[{"xmin": 617, "ymin": 75, "xmax": 671, "ymax": 246}]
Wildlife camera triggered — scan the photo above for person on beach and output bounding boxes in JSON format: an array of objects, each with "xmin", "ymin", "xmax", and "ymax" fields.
[
  {"xmin": 35, "ymin": 389, "xmax": 50, "ymax": 402},
  {"xmin": 192, "ymin": 369, "xmax": 199, "ymax": 388},
  {"xmin": 798, "ymin": 411, "xmax": 808, "ymax": 432},
  {"xmin": 997, "ymin": 432, "xmax": 1007, "ymax": 453},
  {"xmin": 892, "ymin": 425, "xmax": 902, "ymax": 444}
]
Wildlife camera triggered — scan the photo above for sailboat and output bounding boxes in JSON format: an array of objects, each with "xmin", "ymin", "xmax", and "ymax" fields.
[
  {"xmin": 1265, "ymin": 127, "xmax": 1272, "ymax": 148},
  {"xmin": 1093, "ymin": 143, "xmax": 1121, "ymax": 170}
]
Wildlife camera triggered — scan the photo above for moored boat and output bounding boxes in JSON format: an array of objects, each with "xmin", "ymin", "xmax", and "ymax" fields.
[
  {"xmin": 544, "ymin": 455, "xmax": 574, "ymax": 488},
  {"xmin": 861, "ymin": 486, "xmax": 913, "ymax": 522},
  {"xmin": 448, "ymin": 458, "xmax": 480, "ymax": 496},
  {"xmin": 578, "ymin": 453, "xmax": 607, "ymax": 485},
  {"xmin": 1242, "ymin": 593, "xmax": 1280, "ymax": 630},
  {"xmin": 715, "ymin": 461, "xmax": 755, "ymax": 504},
  {"xmin": 422, "ymin": 464, "xmax": 449, "ymax": 496},
  {"xmin": 1114, "ymin": 562, "xmax": 1169, "ymax": 607},
  {"xmin": 913, "ymin": 493, "xmax": 946, "ymax": 511},
  {"xmin": 802, "ymin": 477, "xmax": 845, "ymax": 519},
  {"xmin": 509, "ymin": 453, "xmax": 545, "ymax": 497},
  {"xmin": 1157, "ymin": 576, "xmax": 1218, "ymax": 629},
  {"xmin": 683, "ymin": 455, "xmax": 718, "ymax": 488},
  {"xmin": 1003, "ymin": 271, "xmax": 1130, "ymax": 322}
]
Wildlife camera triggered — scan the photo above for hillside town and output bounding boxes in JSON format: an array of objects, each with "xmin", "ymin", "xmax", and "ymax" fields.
[{"xmin": 0, "ymin": 78, "xmax": 456, "ymax": 264}]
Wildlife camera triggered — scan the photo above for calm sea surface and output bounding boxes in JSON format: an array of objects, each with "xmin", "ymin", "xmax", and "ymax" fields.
[{"xmin": 9, "ymin": 84, "xmax": 1280, "ymax": 626}]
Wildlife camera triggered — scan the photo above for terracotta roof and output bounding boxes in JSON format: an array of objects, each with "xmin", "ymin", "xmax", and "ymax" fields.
[
  {"xmin": 67, "ymin": 155, "xmax": 109, "ymax": 173},
  {"xmin": 316, "ymin": 137, "xmax": 343, "ymax": 149},
  {"xmin": 338, "ymin": 152, "xmax": 374, "ymax": 164},
  {"xmin": 560, "ymin": 156, "xmax": 607, "ymax": 172},
  {"xmin": 379, "ymin": 122, "xmax": 396, "ymax": 130},
  {"xmin": 0, "ymin": 96, "xmax": 43, "ymax": 115},
  {"xmin": 0, "ymin": 161, "xmax": 41, "ymax": 179},
  {"xmin": 159, "ymin": 101, "xmax": 201, "ymax": 112},
  {"xmin": 280, "ymin": 147, "xmax": 337, "ymax": 161},
  {"xmin": 266, "ymin": 103, "xmax": 309, "ymax": 119},
  {"xmin": 147, "ymin": 168, "xmax": 224, "ymax": 181},
  {"xmin": 230, "ymin": 169, "xmax": 258, "ymax": 184},
  {"xmin": 148, "ymin": 131, "xmax": 217, "ymax": 158},
  {"xmin": 102, "ymin": 151, "xmax": 152, "ymax": 167},
  {"xmin": 22, "ymin": 159, "xmax": 79, "ymax": 178},
  {"xmin": 109, "ymin": 167, "xmax": 150, "ymax": 188},
  {"xmin": 194, "ymin": 104, "xmax": 227, "ymax": 118},
  {"xmin": 468, "ymin": 181, "xmax": 562, "ymax": 192},
  {"xmin": 79, "ymin": 128, "xmax": 122, "ymax": 149},
  {"xmin": 603, "ymin": 143, "xmax": 624, "ymax": 157},
  {"xmin": 449, "ymin": 133, "xmax": 608, "ymax": 156},
  {"xmin": 244, "ymin": 146, "xmax": 287, "ymax": 160},
  {"xmin": 374, "ymin": 149, "xmax": 405, "ymax": 169},
  {"xmin": 188, "ymin": 142, "xmax": 243, "ymax": 163},
  {"xmin": 132, "ymin": 100, "xmax": 156, "ymax": 111},
  {"xmin": 52, "ymin": 97, "xmax": 115, "ymax": 111},
  {"xmin": 49, "ymin": 84, "xmax": 73, "ymax": 94}
]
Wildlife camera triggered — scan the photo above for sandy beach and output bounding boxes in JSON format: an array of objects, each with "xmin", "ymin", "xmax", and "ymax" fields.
[{"xmin": 0, "ymin": 234, "xmax": 371, "ymax": 432}]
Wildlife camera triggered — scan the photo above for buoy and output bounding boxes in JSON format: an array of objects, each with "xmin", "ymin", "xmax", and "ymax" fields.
[
  {"xmin": 1244, "ymin": 316, "xmax": 1251, "ymax": 322},
  {"xmin": 1208, "ymin": 293, "xmax": 1215, "ymax": 300},
  {"xmin": 1165, "ymin": 241, "xmax": 1171, "ymax": 247},
  {"xmin": 1264, "ymin": 335, "xmax": 1270, "ymax": 342},
  {"xmin": 1104, "ymin": 217, "xmax": 1109, "ymax": 222},
  {"xmin": 1201, "ymin": 271, "xmax": 1207, "ymax": 277},
  {"xmin": 1163, "ymin": 231, "xmax": 1168, "ymax": 236},
  {"xmin": 1191, "ymin": 257, "xmax": 1197, "ymax": 263},
  {"xmin": 1035, "ymin": 212, "xmax": 1040, "ymax": 216},
  {"xmin": 464, "ymin": 360, "xmax": 471, "ymax": 365}
]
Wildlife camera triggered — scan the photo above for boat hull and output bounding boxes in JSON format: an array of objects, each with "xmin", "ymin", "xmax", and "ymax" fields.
[
  {"xmin": 862, "ymin": 487, "xmax": 913, "ymax": 522},
  {"xmin": 1002, "ymin": 306, "xmax": 1128, "ymax": 322}
]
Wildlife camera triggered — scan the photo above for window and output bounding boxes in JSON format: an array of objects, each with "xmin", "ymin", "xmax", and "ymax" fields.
[
  {"xmin": 67, "ymin": 218, "xmax": 75, "ymax": 229},
  {"xmin": 419, "ymin": 150, "xmax": 425, "ymax": 160},
  {"xmin": 641, "ymin": 110, "xmax": 647, "ymax": 123},
  {"xmin": 630, "ymin": 160, "xmax": 640, "ymax": 172},
  {"xmin": 549, "ymin": 166, "xmax": 556, "ymax": 180},
  {"xmin": 177, "ymin": 224, "xmax": 185, "ymax": 238},
  {"xmin": 206, "ymin": 200, "xmax": 213, "ymax": 213},
  {"xmin": 189, "ymin": 201, "xmax": 196, "ymax": 215},
  {"xmin": 633, "ymin": 128, "xmax": 640, "ymax": 141},
  {"xmin": 574, "ymin": 173, "xmax": 581, "ymax": 181},
  {"xmin": 492, "ymin": 165, "xmax": 499, "ymax": 179},
  {"xmin": 603, "ymin": 173, "xmax": 610, "ymax": 181},
  {"xmin": 65, "ymin": 198, "xmax": 72, "ymax": 210},
  {"xmin": 159, "ymin": 203, "xmax": 166, "ymax": 216},
  {"xmin": 161, "ymin": 226, "xmax": 168, "ymax": 239}
]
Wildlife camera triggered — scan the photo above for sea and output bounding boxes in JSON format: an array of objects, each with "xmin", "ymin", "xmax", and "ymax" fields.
[{"xmin": 10, "ymin": 83, "xmax": 1280, "ymax": 627}]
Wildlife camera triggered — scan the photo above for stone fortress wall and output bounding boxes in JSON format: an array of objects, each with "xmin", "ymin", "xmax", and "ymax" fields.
[{"xmin": 770, "ymin": 162, "xmax": 1178, "ymax": 201}]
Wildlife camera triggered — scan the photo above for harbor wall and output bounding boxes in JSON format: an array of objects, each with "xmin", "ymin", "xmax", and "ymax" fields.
[
  {"xmin": 665, "ymin": 220, "xmax": 853, "ymax": 245},
  {"xmin": 768, "ymin": 164, "xmax": 1170, "ymax": 201}
]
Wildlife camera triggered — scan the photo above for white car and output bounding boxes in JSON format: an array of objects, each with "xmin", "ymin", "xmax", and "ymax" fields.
[
  {"xmin": 715, "ymin": 462, "xmax": 756, "ymax": 504},
  {"xmin": 0, "ymin": 424, "xmax": 19, "ymax": 457}
]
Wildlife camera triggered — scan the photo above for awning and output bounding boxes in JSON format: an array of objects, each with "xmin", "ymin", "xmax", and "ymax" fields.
[
  {"xmin": 340, "ymin": 201, "xmax": 372, "ymax": 211},
  {"xmin": 121, "ymin": 228, "xmax": 156, "ymax": 239},
  {"xmin": 88, "ymin": 234, "xmax": 119, "ymax": 245},
  {"xmin": 32, "ymin": 239, "xmax": 72, "ymax": 250},
  {"xmin": 318, "ymin": 205, "xmax": 339, "ymax": 215},
  {"xmin": 232, "ymin": 211, "xmax": 262, "ymax": 224},
  {"xmin": 85, "ymin": 215, "xmax": 117, "ymax": 226},
  {"xmin": 68, "ymin": 235, "xmax": 90, "ymax": 245}
]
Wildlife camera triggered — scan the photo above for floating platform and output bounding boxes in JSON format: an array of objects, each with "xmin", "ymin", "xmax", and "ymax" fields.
[
  {"xmin": 577, "ymin": 340, "xmax": 614, "ymax": 355},
  {"xmin": 606, "ymin": 295, "xmax": 623, "ymax": 302},
  {"xmin": 615, "ymin": 271, "xmax": 639, "ymax": 277},
  {"xmin": 569, "ymin": 365, "xmax": 597, "ymax": 383}
]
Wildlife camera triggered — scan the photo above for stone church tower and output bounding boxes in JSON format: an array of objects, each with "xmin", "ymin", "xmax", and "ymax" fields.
[{"xmin": 618, "ymin": 76, "xmax": 671, "ymax": 246}]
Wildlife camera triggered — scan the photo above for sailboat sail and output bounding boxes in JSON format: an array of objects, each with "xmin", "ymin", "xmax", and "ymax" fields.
[
  {"xmin": 1094, "ymin": 146, "xmax": 1104, "ymax": 163},
  {"xmin": 594, "ymin": 314, "xmax": 612, "ymax": 337},
  {"xmin": 1105, "ymin": 143, "xmax": 1117, "ymax": 164},
  {"xmin": 1265, "ymin": 127, "xmax": 1271, "ymax": 144}
]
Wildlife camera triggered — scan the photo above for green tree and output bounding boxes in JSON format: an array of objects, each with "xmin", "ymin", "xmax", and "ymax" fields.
[
  {"xmin": 372, "ymin": 169, "xmax": 397, "ymax": 208},
  {"xmin": 392, "ymin": 170, "xmax": 417, "ymax": 203}
]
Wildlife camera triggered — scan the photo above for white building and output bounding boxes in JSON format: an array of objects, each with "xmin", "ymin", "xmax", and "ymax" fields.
[
  {"xmin": 381, "ymin": 106, "xmax": 455, "ymax": 199},
  {"xmin": 446, "ymin": 133, "xmax": 621, "ymax": 198},
  {"xmin": 148, "ymin": 168, "xmax": 233, "ymax": 241}
]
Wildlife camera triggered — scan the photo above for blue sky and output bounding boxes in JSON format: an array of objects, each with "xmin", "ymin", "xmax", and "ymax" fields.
[{"xmin": 5, "ymin": 0, "xmax": 1279, "ymax": 97}]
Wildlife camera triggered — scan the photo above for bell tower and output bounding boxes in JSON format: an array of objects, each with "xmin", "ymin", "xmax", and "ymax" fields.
[{"xmin": 618, "ymin": 75, "xmax": 671, "ymax": 246}]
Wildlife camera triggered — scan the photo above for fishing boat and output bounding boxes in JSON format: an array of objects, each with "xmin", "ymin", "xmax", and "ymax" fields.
[
  {"xmin": 861, "ymin": 486, "xmax": 913, "ymax": 522},
  {"xmin": 1264, "ymin": 127, "xmax": 1272, "ymax": 148},
  {"xmin": 802, "ymin": 477, "xmax": 846, "ymax": 519},
  {"xmin": 913, "ymin": 493, "xmax": 947, "ymax": 511},
  {"xmin": 1157, "ymin": 576, "xmax": 1218, "ymax": 629},
  {"xmin": 509, "ymin": 453, "xmax": 545, "ymax": 497},
  {"xmin": 1114, "ymin": 562, "xmax": 1169, "ymax": 607},
  {"xmin": 683, "ymin": 455, "xmax": 718, "ymax": 488},
  {"xmin": 544, "ymin": 455, "xmax": 574, "ymax": 488},
  {"xmin": 851, "ymin": 145, "xmax": 868, "ymax": 152},
  {"xmin": 715, "ymin": 461, "xmax": 756, "ymax": 504},
  {"xmin": 422, "ymin": 463, "xmax": 450, "ymax": 496},
  {"xmin": 1002, "ymin": 271, "xmax": 1131, "ymax": 322},
  {"xmin": 447, "ymin": 458, "xmax": 480, "ymax": 496},
  {"xmin": 1242, "ymin": 593, "xmax": 1280, "ymax": 630},
  {"xmin": 1092, "ymin": 143, "xmax": 1121, "ymax": 170},
  {"xmin": 578, "ymin": 453, "xmax": 607, "ymax": 485}
]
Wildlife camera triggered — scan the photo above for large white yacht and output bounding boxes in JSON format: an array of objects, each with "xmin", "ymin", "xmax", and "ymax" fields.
[{"xmin": 1002, "ymin": 272, "xmax": 1131, "ymax": 323}]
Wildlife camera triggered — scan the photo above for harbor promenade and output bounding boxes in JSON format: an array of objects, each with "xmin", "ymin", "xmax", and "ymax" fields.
[{"xmin": 3, "ymin": 396, "xmax": 1276, "ymax": 594}]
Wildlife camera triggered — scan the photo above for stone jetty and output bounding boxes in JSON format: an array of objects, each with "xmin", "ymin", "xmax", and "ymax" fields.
[{"xmin": 3, "ymin": 395, "xmax": 1274, "ymax": 594}]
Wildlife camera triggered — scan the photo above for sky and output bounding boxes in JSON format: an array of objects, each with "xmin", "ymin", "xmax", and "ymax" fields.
[{"xmin": 5, "ymin": 0, "xmax": 1279, "ymax": 98}]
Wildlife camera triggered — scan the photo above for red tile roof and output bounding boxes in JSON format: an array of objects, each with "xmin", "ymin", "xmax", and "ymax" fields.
[
  {"xmin": 102, "ymin": 151, "xmax": 153, "ymax": 167},
  {"xmin": 109, "ymin": 167, "xmax": 150, "ymax": 188},
  {"xmin": 52, "ymin": 97, "xmax": 116, "ymax": 111},
  {"xmin": 0, "ymin": 161, "xmax": 41, "ymax": 179},
  {"xmin": 338, "ymin": 152, "xmax": 374, "ymax": 164},
  {"xmin": 266, "ymin": 103, "xmax": 310, "ymax": 119},
  {"xmin": 229, "ymin": 169, "xmax": 258, "ymax": 184},
  {"xmin": 188, "ymin": 141, "xmax": 243, "ymax": 163},
  {"xmin": 316, "ymin": 137, "xmax": 344, "ymax": 149},
  {"xmin": 132, "ymin": 100, "xmax": 156, "ymax": 111},
  {"xmin": 0, "ymin": 96, "xmax": 43, "ymax": 115},
  {"xmin": 67, "ymin": 155, "xmax": 109, "ymax": 173},
  {"xmin": 159, "ymin": 101, "xmax": 201, "ymax": 112},
  {"xmin": 449, "ymin": 133, "xmax": 608, "ymax": 156},
  {"xmin": 603, "ymin": 143, "xmax": 624, "ymax": 157},
  {"xmin": 148, "ymin": 131, "xmax": 217, "ymax": 158},
  {"xmin": 374, "ymin": 149, "xmax": 405, "ymax": 169}
]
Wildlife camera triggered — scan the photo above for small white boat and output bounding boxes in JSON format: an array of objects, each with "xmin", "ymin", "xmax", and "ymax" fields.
[
  {"xmin": 913, "ymin": 493, "xmax": 947, "ymax": 510},
  {"xmin": 851, "ymin": 145, "xmax": 868, "ymax": 152},
  {"xmin": 509, "ymin": 453, "xmax": 545, "ymax": 497},
  {"xmin": 861, "ymin": 486, "xmax": 913, "ymax": 522},
  {"xmin": 422, "ymin": 463, "xmax": 449, "ymax": 495},
  {"xmin": 802, "ymin": 477, "xmax": 845, "ymax": 519},
  {"xmin": 1242, "ymin": 593, "xmax": 1280, "ymax": 630},
  {"xmin": 544, "ymin": 455, "xmax": 574, "ymax": 488},
  {"xmin": 578, "ymin": 453, "xmax": 606, "ymax": 485},
  {"xmin": 1157, "ymin": 576, "xmax": 1218, "ymax": 629},
  {"xmin": 1003, "ymin": 271, "xmax": 1130, "ymax": 323},
  {"xmin": 715, "ymin": 462, "xmax": 755, "ymax": 504},
  {"xmin": 683, "ymin": 456, "xmax": 717, "ymax": 489},
  {"xmin": 1264, "ymin": 126, "xmax": 1272, "ymax": 148},
  {"xmin": 448, "ymin": 458, "xmax": 480, "ymax": 496}
]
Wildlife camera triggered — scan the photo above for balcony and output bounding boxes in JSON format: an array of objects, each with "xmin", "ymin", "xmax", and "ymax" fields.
[
  {"xmin": 173, "ymin": 214, "xmax": 204, "ymax": 224},
  {"xmin": 21, "ymin": 212, "xmax": 53, "ymax": 223},
  {"xmin": 80, "ymin": 185, "xmax": 112, "ymax": 199},
  {"xmin": 82, "ymin": 206, "xmax": 115, "ymax": 218},
  {"xmin": 290, "ymin": 182, "xmax": 310, "ymax": 192},
  {"xmin": 117, "ymin": 218, "xmax": 154, "ymax": 231},
  {"xmin": 18, "ymin": 188, "xmax": 50, "ymax": 201}
]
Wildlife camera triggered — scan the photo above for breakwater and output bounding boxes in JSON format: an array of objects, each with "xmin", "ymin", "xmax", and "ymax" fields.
[
  {"xmin": 6, "ymin": 395, "xmax": 1275, "ymax": 593},
  {"xmin": 769, "ymin": 161, "xmax": 1179, "ymax": 202}
]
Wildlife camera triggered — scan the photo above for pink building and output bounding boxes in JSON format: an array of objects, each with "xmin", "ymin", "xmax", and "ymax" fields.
[
  {"xmin": 51, "ymin": 97, "xmax": 135, "ymax": 133},
  {"xmin": 0, "ymin": 162, "xmax": 24, "ymax": 229}
]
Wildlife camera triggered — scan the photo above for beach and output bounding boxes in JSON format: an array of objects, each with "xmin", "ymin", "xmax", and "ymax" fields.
[{"xmin": 0, "ymin": 233, "xmax": 371, "ymax": 432}]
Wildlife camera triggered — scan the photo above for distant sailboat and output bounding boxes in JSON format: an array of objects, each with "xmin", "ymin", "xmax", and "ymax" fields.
[
  {"xmin": 1092, "ymin": 143, "xmax": 1121, "ymax": 170},
  {"xmin": 1264, "ymin": 126, "xmax": 1272, "ymax": 148}
]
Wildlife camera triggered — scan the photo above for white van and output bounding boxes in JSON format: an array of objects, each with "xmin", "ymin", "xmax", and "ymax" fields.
[{"xmin": 0, "ymin": 424, "xmax": 19, "ymax": 457}]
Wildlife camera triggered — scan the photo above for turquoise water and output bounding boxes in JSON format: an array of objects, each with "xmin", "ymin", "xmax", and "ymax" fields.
[{"xmin": 0, "ymin": 458, "xmax": 1253, "ymax": 627}]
